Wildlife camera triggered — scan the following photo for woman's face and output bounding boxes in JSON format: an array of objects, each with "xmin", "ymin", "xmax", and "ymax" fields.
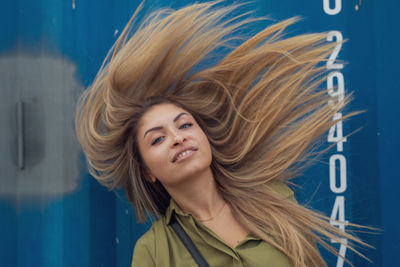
[{"xmin": 136, "ymin": 103, "xmax": 212, "ymax": 187}]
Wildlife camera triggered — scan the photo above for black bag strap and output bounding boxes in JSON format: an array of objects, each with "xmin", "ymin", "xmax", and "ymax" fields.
[{"xmin": 170, "ymin": 214, "xmax": 210, "ymax": 267}]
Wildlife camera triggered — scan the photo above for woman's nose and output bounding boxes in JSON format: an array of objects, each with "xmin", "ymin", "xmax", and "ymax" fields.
[{"xmin": 172, "ymin": 132, "xmax": 185, "ymax": 146}]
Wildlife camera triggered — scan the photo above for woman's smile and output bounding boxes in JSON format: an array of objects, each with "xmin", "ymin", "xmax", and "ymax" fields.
[{"xmin": 172, "ymin": 147, "xmax": 197, "ymax": 163}]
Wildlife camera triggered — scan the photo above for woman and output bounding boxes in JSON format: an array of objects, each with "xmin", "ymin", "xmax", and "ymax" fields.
[{"xmin": 75, "ymin": 1, "xmax": 368, "ymax": 266}]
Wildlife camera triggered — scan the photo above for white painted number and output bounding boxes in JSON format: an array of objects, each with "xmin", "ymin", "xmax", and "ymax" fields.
[
  {"xmin": 327, "ymin": 71, "xmax": 345, "ymax": 108},
  {"xmin": 323, "ymin": 0, "xmax": 342, "ymax": 15},
  {"xmin": 324, "ymin": 2, "xmax": 347, "ymax": 266},
  {"xmin": 327, "ymin": 31, "xmax": 344, "ymax": 69},
  {"xmin": 328, "ymin": 113, "xmax": 347, "ymax": 151},
  {"xmin": 336, "ymin": 239, "xmax": 348, "ymax": 267},
  {"xmin": 329, "ymin": 154, "xmax": 347, "ymax": 193},
  {"xmin": 330, "ymin": 196, "xmax": 348, "ymax": 267},
  {"xmin": 330, "ymin": 196, "xmax": 347, "ymax": 230}
]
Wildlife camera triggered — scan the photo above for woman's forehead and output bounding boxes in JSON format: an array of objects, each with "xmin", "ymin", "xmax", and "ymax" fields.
[{"xmin": 138, "ymin": 103, "xmax": 190, "ymax": 130}]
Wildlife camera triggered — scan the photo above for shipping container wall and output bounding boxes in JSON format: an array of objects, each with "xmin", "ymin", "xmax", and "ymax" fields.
[{"xmin": 0, "ymin": 1, "xmax": 398, "ymax": 266}]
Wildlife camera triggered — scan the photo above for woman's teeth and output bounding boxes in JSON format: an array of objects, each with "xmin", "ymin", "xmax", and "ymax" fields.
[{"xmin": 177, "ymin": 150, "xmax": 192, "ymax": 160}]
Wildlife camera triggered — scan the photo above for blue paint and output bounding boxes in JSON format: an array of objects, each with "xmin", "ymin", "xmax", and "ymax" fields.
[
  {"xmin": 89, "ymin": 175, "xmax": 116, "ymax": 267},
  {"xmin": 0, "ymin": 0, "xmax": 18, "ymax": 52},
  {"xmin": 17, "ymin": 201, "xmax": 44, "ymax": 267},
  {"xmin": 0, "ymin": 199, "xmax": 17, "ymax": 267},
  {"xmin": 42, "ymin": 197, "xmax": 64, "ymax": 267},
  {"xmin": 0, "ymin": 0, "xmax": 398, "ymax": 266},
  {"xmin": 346, "ymin": 2, "xmax": 382, "ymax": 266},
  {"xmin": 374, "ymin": 1, "xmax": 400, "ymax": 266},
  {"xmin": 62, "ymin": 169, "xmax": 90, "ymax": 267}
]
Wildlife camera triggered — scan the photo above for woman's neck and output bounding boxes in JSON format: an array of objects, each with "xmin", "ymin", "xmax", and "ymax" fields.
[{"xmin": 164, "ymin": 167, "xmax": 226, "ymax": 221}]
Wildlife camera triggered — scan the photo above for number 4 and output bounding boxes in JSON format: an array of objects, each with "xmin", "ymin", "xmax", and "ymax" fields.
[
  {"xmin": 328, "ymin": 113, "xmax": 347, "ymax": 152},
  {"xmin": 330, "ymin": 196, "xmax": 348, "ymax": 231}
]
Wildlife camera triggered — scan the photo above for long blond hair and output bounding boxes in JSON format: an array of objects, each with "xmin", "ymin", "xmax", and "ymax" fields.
[{"xmin": 75, "ymin": 1, "xmax": 369, "ymax": 266}]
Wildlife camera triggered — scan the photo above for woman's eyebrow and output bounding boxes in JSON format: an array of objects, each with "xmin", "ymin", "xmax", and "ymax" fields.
[
  {"xmin": 173, "ymin": 112, "xmax": 188, "ymax": 122},
  {"xmin": 143, "ymin": 126, "xmax": 163, "ymax": 139},
  {"xmin": 143, "ymin": 112, "xmax": 188, "ymax": 138}
]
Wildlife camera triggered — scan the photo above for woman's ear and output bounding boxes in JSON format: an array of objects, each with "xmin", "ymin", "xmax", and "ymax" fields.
[
  {"xmin": 149, "ymin": 174, "xmax": 157, "ymax": 183},
  {"xmin": 145, "ymin": 168, "xmax": 157, "ymax": 183},
  {"xmin": 140, "ymin": 164, "xmax": 157, "ymax": 183}
]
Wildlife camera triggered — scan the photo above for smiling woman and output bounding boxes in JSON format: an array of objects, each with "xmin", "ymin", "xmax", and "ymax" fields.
[
  {"xmin": 136, "ymin": 103, "xmax": 213, "ymax": 188},
  {"xmin": 75, "ymin": 1, "xmax": 370, "ymax": 266}
]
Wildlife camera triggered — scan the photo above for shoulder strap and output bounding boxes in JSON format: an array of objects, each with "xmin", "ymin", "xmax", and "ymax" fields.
[{"xmin": 170, "ymin": 214, "xmax": 210, "ymax": 267}]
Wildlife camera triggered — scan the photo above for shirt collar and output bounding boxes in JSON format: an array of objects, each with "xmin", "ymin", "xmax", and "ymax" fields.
[
  {"xmin": 165, "ymin": 198, "xmax": 261, "ymax": 241},
  {"xmin": 165, "ymin": 198, "xmax": 191, "ymax": 225}
]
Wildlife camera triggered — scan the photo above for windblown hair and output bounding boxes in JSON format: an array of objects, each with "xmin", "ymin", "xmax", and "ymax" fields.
[{"xmin": 75, "ymin": 1, "xmax": 368, "ymax": 266}]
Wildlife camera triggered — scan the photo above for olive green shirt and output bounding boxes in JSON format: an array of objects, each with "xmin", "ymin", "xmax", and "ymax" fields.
[{"xmin": 131, "ymin": 182, "xmax": 295, "ymax": 267}]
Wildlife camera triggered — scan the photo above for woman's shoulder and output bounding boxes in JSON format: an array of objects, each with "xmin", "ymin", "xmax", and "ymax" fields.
[
  {"xmin": 268, "ymin": 180, "xmax": 297, "ymax": 203},
  {"xmin": 134, "ymin": 217, "xmax": 167, "ymax": 247},
  {"xmin": 131, "ymin": 218, "xmax": 167, "ymax": 267},
  {"xmin": 268, "ymin": 180, "xmax": 294, "ymax": 197}
]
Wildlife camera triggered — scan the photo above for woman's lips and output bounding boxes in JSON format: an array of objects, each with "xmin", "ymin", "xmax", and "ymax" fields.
[{"xmin": 172, "ymin": 148, "xmax": 196, "ymax": 163}]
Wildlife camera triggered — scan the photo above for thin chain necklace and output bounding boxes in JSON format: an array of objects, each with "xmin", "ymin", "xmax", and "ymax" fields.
[{"xmin": 195, "ymin": 202, "xmax": 226, "ymax": 223}]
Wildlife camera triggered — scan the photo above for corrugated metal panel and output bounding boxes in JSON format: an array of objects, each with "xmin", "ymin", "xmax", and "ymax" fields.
[{"xmin": 0, "ymin": 1, "xmax": 398, "ymax": 266}]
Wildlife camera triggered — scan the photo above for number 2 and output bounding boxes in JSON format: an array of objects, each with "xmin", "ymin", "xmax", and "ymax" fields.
[{"xmin": 327, "ymin": 31, "xmax": 343, "ymax": 69}]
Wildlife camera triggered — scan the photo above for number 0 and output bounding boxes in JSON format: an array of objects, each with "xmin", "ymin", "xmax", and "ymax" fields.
[
  {"xmin": 329, "ymin": 154, "xmax": 347, "ymax": 193},
  {"xmin": 324, "ymin": 0, "xmax": 342, "ymax": 15}
]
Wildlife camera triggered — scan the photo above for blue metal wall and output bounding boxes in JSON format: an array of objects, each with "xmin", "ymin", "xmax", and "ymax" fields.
[{"xmin": 0, "ymin": 1, "xmax": 398, "ymax": 266}]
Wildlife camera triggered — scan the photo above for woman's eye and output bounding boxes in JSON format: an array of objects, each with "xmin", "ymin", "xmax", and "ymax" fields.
[
  {"xmin": 180, "ymin": 123, "xmax": 193, "ymax": 129},
  {"xmin": 151, "ymin": 136, "xmax": 164, "ymax": 145}
]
